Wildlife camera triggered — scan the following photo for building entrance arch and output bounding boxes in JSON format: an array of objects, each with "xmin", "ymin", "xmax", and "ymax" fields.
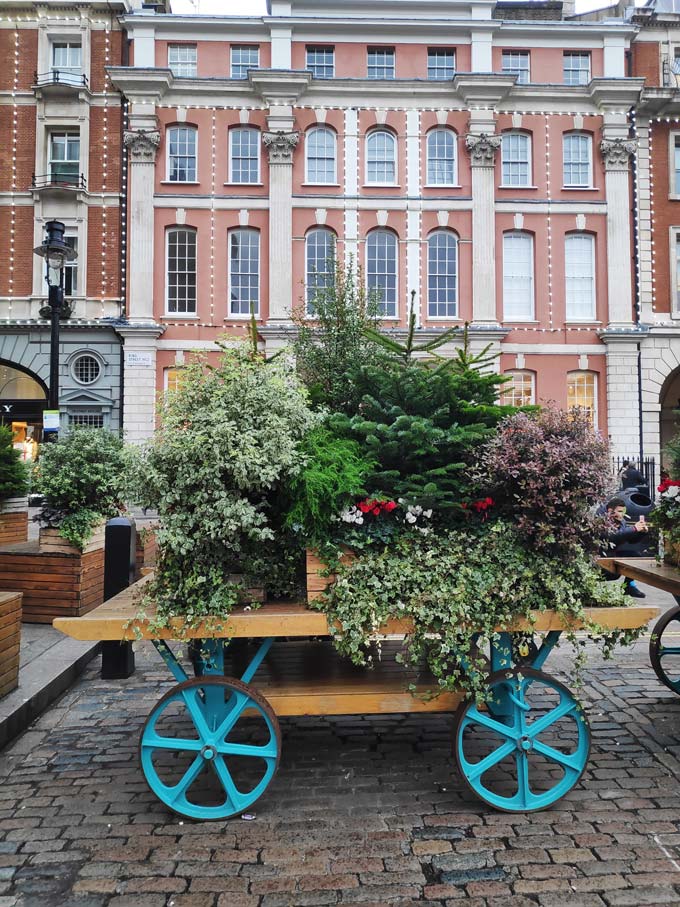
[
  {"xmin": 0, "ymin": 361, "xmax": 48, "ymax": 456},
  {"xmin": 659, "ymin": 366, "xmax": 680, "ymax": 469}
]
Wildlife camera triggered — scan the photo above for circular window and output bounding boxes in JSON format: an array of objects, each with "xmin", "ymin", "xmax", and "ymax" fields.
[{"xmin": 72, "ymin": 354, "xmax": 101, "ymax": 385}]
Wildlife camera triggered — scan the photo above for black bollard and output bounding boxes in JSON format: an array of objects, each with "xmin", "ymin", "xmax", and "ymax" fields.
[{"xmin": 101, "ymin": 517, "xmax": 137, "ymax": 680}]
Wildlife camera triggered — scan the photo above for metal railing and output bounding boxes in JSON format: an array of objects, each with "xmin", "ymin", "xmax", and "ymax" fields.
[
  {"xmin": 612, "ymin": 456, "xmax": 656, "ymax": 495},
  {"xmin": 31, "ymin": 172, "xmax": 87, "ymax": 191},
  {"xmin": 34, "ymin": 70, "xmax": 88, "ymax": 89}
]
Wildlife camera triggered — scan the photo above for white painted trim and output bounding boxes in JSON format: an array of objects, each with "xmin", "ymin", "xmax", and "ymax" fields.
[
  {"xmin": 228, "ymin": 124, "xmax": 261, "ymax": 185},
  {"xmin": 562, "ymin": 130, "xmax": 593, "ymax": 189},
  {"xmin": 304, "ymin": 125, "xmax": 337, "ymax": 185},
  {"xmin": 165, "ymin": 123, "xmax": 198, "ymax": 183},
  {"xmin": 501, "ymin": 343, "xmax": 605, "ymax": 354},
  {"xmin": 425, "ymin": 126, "xmax": 458, "ymax": 188},
  {"xmin": 564, "ymin": 232, "xmax": 596, "ymax": 322},
  {"xmin": 500, "ymin": 129, "xmax": 532, "ymax": 189},
  {"xmin": 227, "ymin": 226, "xmax": 260, "ymax": 317},
  {"xmin": 164, "ymin": 225, "xmax": 198, "ymax": 317},
  {"xmin": 365, "ymin": 127, "xmax": 398, "ymax": 186}
]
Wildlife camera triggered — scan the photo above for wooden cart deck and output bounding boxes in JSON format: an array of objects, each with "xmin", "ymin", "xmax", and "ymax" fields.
[{"xmin": 598, "ymin": 557, "xmax": 680, "ymax": 597}]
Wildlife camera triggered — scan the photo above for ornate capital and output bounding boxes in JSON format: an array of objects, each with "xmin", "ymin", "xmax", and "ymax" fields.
[
  {"xmin": 465, "ymin": 133, "xmax": 501, "ymax": 166},
  {"xmin": 262, "ymin": 130, "xmax": 299, "ymax": 163},
  {"xmin": 124, "ymin": 129, "xmax": 161, "ymax": 162},
  {"xmin": 599, "ymin": 138, "xmax": 637, "ymax": 170}
]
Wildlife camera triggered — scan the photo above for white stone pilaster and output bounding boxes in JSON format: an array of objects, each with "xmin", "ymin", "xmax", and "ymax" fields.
[
  {"xmin": 601, "ymin": 333, "xmax": 642, "ymax": 460},
  {"xmin": 124, "ymin": 128, "xmax": 160, "ymax": 324},
  {"xmin": 635, "ymin": 119, "xmax": 653, "ymax": 322},
  {"xmin": 344, "ymin": 108, "xmax": 359, "ymax": 266},
  {"xmin": 406, "ymin": 110, "xmax": 421, "ymax": 324},
  {"xmin": 263, "ymin": 128, "xmax": 298, "ymax": 321},
  {"xmin": 601, "ymin": 137, "xmax": 637, "ymax": 328},
  {"xmin": 466, "ymin": 130, "xmax": 501, "ymax": 325},
  {"xmin": 117, "ymin": 325, "xmax": 165, "ymax": 444}
]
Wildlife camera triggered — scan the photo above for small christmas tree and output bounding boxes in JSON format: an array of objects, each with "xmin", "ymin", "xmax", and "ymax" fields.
[{"xmin": 0, "ymin": 425, "xmax": 28, "ymax": 501}]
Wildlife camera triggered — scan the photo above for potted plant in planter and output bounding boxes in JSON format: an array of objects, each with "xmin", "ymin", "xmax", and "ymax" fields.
[{"xmin": 0, "ymin": 424, "xmax": 29, "ymax": 546}]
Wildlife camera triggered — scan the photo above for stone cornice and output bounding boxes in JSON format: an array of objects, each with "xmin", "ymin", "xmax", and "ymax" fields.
[
  {"xmin": 587, "ymin": 78, "xmax": 645, "ymax": 111},
  {"xmin": 115, "ymin": 322, "xmax": 167, "ymax": 339},
  {"xmin": 453, "ymin": 73, "xmax": 516, "ymax": 108},
  {"xmin": 106, "ymin": 66, "xmax": 172, "ymax": 102},
  {"xmin": 249, "ymin": 69, "xmax": 312, "ymax": 107}
]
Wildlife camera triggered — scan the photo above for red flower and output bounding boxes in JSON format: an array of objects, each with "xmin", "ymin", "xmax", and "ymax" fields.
[
  {"xmin": 357, "ymin": 501, "xmax": 370, "ymax": 513},
  {"xmin": 383, "ymin": 501, "xmax": 397, "ymax": 512},
  {"xmin": 372, "ymin": 507, "xmax": 381, "ymax": 516}
]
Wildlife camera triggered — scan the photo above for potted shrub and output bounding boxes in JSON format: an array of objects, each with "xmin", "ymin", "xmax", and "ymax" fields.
[{"xmin": 0, "ymin": 424, "xmax": 29, "ymax": 546}]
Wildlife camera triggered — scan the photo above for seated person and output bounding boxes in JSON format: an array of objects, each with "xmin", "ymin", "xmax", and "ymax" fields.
[{"xmin": 601, "ymin": 496, "xmax": 649, "ymax": 599}]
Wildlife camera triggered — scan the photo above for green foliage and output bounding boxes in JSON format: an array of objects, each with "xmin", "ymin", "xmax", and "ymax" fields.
[
  {"xmin": 134, "ymin": 343, "xmax": 319, "ymax": 622},
  {"xmin": 665, "ymin": 431, "xmax": 680, "ymax": 480},
  {"xmin": 0, "ymin": 425, "xmax": 28, "ymax": 501},
  {"xmin": 316, "ymin": 521, "xmax": 636, "ymax": 703},
  {"xmin": 33, "ymin": 428, "xmax": 128, "ymax": 549},
  {"xmin": 291, "ymin": 256, "xmax": 384, "ymax": 410},
  {"xmin": 284, "ymin": 426, "xmax": 376, "ymax": 548}
]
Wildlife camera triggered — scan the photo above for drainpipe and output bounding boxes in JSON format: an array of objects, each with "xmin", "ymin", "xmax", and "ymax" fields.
[{"xmin": 630, "ymin": 105, "xmax": 645, "ymax": 466}]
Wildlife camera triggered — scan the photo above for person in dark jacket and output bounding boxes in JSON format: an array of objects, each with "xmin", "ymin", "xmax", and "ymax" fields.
[
  {"xmin": 602, "ymin": 496, "xmax": 649, "ymax": 598},
  {"xmin": 619, "ymin": 460, "xmax": 646, "ymax": 490}
]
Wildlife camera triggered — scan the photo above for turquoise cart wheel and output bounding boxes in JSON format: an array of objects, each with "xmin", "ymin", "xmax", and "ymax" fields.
[
  {"xmin": 650, "ymin": 604, "xmax": 680, "ymax": 694},
  {"xmin": 140, "ymin": 676, "xmax": 281, "ymax": 821},
  {"xmin": 453, "ymin": 667, "xmax": 590, "ymax": 812}
]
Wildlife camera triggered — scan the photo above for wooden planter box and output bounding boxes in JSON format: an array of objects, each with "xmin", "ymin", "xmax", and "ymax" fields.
[
  {"xmin": 135, "ymin": 527, "xmax": 158, "ymax": 580},
  {"xmin": 0, "ymin": 497, "xmax": 28, "ymax": 546},
  {"xmin": 306, "ymin": 548, "xmax": 356, "ymax": 602},
  {"xmin": 0, "ymin": 591, "xmax": 23, "ymax": 696},
  {"xmin": 39, "ymin": 521, "xmax": 106, "ymax": 556}
]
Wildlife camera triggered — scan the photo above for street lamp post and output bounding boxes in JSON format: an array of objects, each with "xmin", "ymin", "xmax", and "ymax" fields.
[{"xmin": 33, "ymin": 220, "xmax": 77, "ymax": 439}]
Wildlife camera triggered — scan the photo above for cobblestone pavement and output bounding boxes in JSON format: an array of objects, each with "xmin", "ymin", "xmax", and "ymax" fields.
[{"xmin": 3, "ymin": 598, "xmax": 680, "ymax": 907}]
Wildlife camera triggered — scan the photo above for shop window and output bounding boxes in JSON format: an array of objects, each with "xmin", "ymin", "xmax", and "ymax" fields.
[
  {"xmin": 306, "ymin": 228, "xmax": 335, "ymax": 314},
  {"xmin": 426, "ymin": 128, "xmax": 456, "ymax": 185},
  {"xmin": 502, "ymin": 371, "xmax": 535, "ymax": 407},
  {"xmin": 567, "ymin": 370, "xmax": 597, "ymax": 427},
  {"xmin": 503, "ymin": 231, "xmax": 534, "ymax": 321},
  {"xmin": 167, "ymin": 126, "xmax": 197, "ymax": 182},
  {"xmin": 366, "ymin": 229, "xmax": 397, "ymax": 317},
  {"xmin": 427, "ymin": 231, "xmax": 458, "ymax": 318},
  {"xmin": 565, "ymin": 234, "xmax": 595, "ymax": 320}
]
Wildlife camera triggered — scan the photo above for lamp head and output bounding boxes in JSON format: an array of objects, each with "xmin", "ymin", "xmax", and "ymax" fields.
[{"xmin": 33, "ymin": 220, "xmax": 77, "ymax": 276}]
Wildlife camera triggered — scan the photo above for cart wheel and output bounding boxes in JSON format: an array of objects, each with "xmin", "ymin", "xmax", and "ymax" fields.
[
  {"xmin": 453, "ymin": 667, "xmax": 590, "ymax": 812},
  {"xmin": 140, "ymin": 676, "xmax": 281, "ymax": 821},
  {"xmin": 650, "ymin": 605, "xmax": 680, "ymax": 694}
]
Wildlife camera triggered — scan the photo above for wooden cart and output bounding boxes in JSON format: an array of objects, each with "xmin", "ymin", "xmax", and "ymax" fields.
[{"xmin": 54, "ymin": 579, "xmax": 656, "ymax": 820}]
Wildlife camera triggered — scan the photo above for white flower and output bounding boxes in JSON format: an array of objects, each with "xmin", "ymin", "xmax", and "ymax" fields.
[
  {"xmin": 405, "ymin": 512, "xmax": 417, "ymax": 524},
  {"xmin": 423, "ymin": 509, "xmax": 433, "ymax": 519},
  {"xmin": 667, "ymin": 486, "xmax": 680, "ymax": 499},
  {"xmin": 355, "ymin": 516, "xmax": 364, "ymax": 525}
]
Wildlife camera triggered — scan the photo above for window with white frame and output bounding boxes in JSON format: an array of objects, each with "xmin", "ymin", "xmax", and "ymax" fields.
[
  {"xmin": 166, "ymin": 227, "xmax": 197, "ymax": 315},
  {"xmin": 167, "ymin": 126, "xmax": 197, "ymax": 182},
  {"xmin": 229, "ymin": 127, "xmax": 259, "ymax": 184},
  {"xmin": 366, "ymin": 130, "xmax": 396, "ymax": 183},
  {"xmin": 563, "ymin": 52, "xmax": 591, "ymax": 85},
  {"xmin": 49, "ymin": 133, "xmax": 80, "ymax": 184},
  {"xmin": 427, "ymin": 231, "xmax": 458, "ymax": 318},
  {"xmin": 563, "ymin": 132, "xmax": 592, "ymax": 188},
  {"xmin": 565, "ymin": 233, "xmax": 595, "ymax": 320},
  {"xmin": 64, "ymin": 236, "xmax": 78, "ymax": 296},
  {"xmin": 168, "ymin": 44, "xmax": 197, "ymax": 77},
  {"xmin": 231, "ymin": 45, "xmax": 259, "ymax": 80},
  {"xmin": 501, "ymin": 131, "xmax": 531, "ymax": 187},
  {"xmin": 69, "ymin": 412, "xmax": 104, "ymax": 429},
  {"xmin": 306, "ymin": 127, "xmax": 336, "ymax": 183},
  {"xmin": 673, "ymin": 136, "xmax": 680, "ymax": 195},
  {"xmin": 367, "ymin": 47, "xmax": 395, "ymax": 79},
  {"xmin": 426, "ymin": 128, "xmax": 456, "ymax": 185},
  {"xmin": 567, "ymin": 370, "xmax": 597, "ymax": 427},
  {"xmin": 503, "ymin": 231, "xmax": 534, "ymax": 321},
  {"xmin": 674, "ymin": 231, "xmax": 680, "ymax": 313},
  {"xmin": 164, "ymin": 367, "xmax": 187, "ymax": 394},
  {"xmin": 306, "ymin": 45, "xmax": 334, "ymax": 79},
  {"xmin": 501, "ymin": 50, "xmax": 530, "ymax": 84},
  {"xmin": 51, "ymin": 42, "xmax": 82, "ymax": 84},
  {"xmin": 502, "ymin": 370, "xmax": 535, "ymax": 407},
  {"xmin": 229, "ymin": 228, "xmax": 259, "ymax": 315},
  {"xmin": 306, "ymin": 228, "xmax": 335, "ymax": 314},
  {"xmin": 366, "ymin": 230, "xmax": 397, "ymax": 317},
  {"xmin": 427, "ymin": 48, "xmax": 455, "ymax": 80}
]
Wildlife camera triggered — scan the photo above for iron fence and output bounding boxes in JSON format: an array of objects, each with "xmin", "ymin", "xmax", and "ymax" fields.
[{"xmin": 612, "ymin": 456, "xmax": 657, "ymax": 495}]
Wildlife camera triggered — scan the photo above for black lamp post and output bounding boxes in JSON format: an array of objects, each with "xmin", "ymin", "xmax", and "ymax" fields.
[{"xmin": 33, "ymin": 220, "xmax": 77, "ymax": 437}]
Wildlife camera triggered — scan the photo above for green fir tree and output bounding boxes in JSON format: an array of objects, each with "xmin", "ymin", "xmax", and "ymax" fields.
[{"xmin": 0, "ymin": 425, "xmax": 28, "ymax": 502}]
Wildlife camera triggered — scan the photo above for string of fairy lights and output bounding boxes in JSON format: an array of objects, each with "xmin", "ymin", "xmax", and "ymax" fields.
[
  {"xmin": 100, "ymin": 24, "xmax": 111, "ymax": 315},
  {"xmin": 120, "ymin": 100, "xmax": 129, "ymax": 316},
  {"xmin": 544, "ymin": 114, "xmax": 555, "ymax": 333},
  {"xmin": 210, "ymin": 110, "xmax": 217, "ymax": 325},
  {"xmin": 8, "ymin": 26, "xmax": 19, "ymax": 321}
]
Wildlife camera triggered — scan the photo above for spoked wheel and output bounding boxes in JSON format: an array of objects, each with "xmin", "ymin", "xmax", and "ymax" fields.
[
  {"xmin": 453, "ymin": 667, "xmax": 590, "ymax": 812},
  {"xmin": 140, "ymin": 676, "xmax": 281, "ymax": 821},
  {"xmin": 650, "ymin": 605, "xmax": 680, "ymax": 694}
]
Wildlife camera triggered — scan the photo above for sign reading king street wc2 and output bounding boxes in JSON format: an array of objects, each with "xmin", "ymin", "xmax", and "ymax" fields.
[{"xmin": 42, "ymin": 410, "xmax": 60, "ymax": 432}]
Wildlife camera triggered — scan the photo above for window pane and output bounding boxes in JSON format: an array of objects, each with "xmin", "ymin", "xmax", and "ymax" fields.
[
  {"xmin": 502, "ymin": 132, "xmax": 530, "ymax": 186},
  {"xmin": 367, "ymin": 230, "xmax": 397, "ymax": 317},
  {"xmin": 427, "ymin": 129, "xmax": 456, "ymax": 185},
  {"xmin": 567, "ymin": 371, "xmax": 596, "ymax": 426},
  {"xmin": 501, "ymin": 371, "xmax": 535, "ymax": 406},
  {"xmin": 52, "ymin": 42, "xmax": 81, "ymax": 83},
  {"xmin": 367, "ymin": 47, "xmax": 395, "ymax": 79},
  {"xmin": 306, "ymin": 128, "xmax": 336, "ymax": 183},
  {"xmin": 168, "ymin": 44, "xmax": 197, "ymax": 77},
  {"xmin": 676, "ymin": 232, "xmax": 680, "ymax": 313},
  {"xmin": 501, "ymin": 51, "xmax": 529, "ymax": 84},
  {"xmin": 503, "ymin": 232, "xmax": 534, "ymax": 320},
  {"xmin": 229, "ymin": 229, "xmax": 259, "ymax": 315},
  {"xmin": 563, "ymin": 52, "xmax": 590, "ymax": 85},
  {"xmin": 563, "ymin": 133, "xmax": 591, "ymax": 187},
  {"xmin": 306, "ymin": 228, "xmax": 335, "ymax": 314},
  {"xmin": 168, "ymin": 126, "xmax": 197, "ymax": 182},
  {"xmin": 367, "ymin": 131, "xmax": 396, "ymax": 183},
  {"xmin": 427, "ymin": 49, "xmax": 455, "ymax": 80},
  {"xmin": 674, "ymin": 137, "xmax": 680, "ymax": 195},
  {"xmin": 165, "ymin": 368, "xmax": 187, "ymax": 394},
  {"xmin": 167, "ymin": 229, "xmax": 197, "ymax": 314},
  {"xmin": 230, "ymin": 128, "xmax": 259, "ymax": 183},
  {"xmin": 565, "ymin": 234, "xmax": 595, "ymax": 320},
  {"xmin": 49, "ymin": 133, "xmax": 79, "ymax": 182},
  {"xmin": 231, "ymin": 45, "xmax": 259, "ymax": 79},
  {"xmin": 64, "ymin": 236, "xmax": 78, "ymax": 296},
  {"xmin": 428, "ymin": 231, "xmax": 457, "ymax": 318},
  {"xmin": 306, "ymin": 45, "xmax": 334, "ymax": 79}
]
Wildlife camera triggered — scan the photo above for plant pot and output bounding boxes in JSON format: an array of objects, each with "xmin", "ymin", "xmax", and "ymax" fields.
[
  {"xmin": 135, "ymin": 525, "xmax": 159, "ymax": 580},
  {"xmin": 306, "ymin": 547, "xmax": 356, "ymax": 602},
  {"xmin": 665, "ymin": 538, "xmax": 680, "ymax": 567},
  {"xmin": 39, "ymin": 520, "xmax": 106, "ymax": 555},
  {"xmin": 0, "ymin": 496, "xmax": 29, "ymax": 546},
  {"xmin": 0, "ymin": 591, "xmax": 22, "ymax": 696}
]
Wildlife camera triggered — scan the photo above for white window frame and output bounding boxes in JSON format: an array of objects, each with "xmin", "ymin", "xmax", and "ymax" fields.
[
  {"xmin": 168, "ymin": 44, "xmax": 197, "ymax": 78},
  {"xmin": 305, "ymin": 227, "xmax": 336, "ymax": 314},
  {"xmin": 63, "ymin": 235, "xmax": 78, "ymax": 297},
  {"xmin": 567, "ymin": 370, "xmax": 598, "ymax": 428},
  {"xmin": 229, "ymin": 126, "xmax": 260, "ymax": 184},
  {"xmin": 365, "ymin": 129, "xmax": 397, "ymax": 185},
  {"xmin": 501, "ymin": 131, "xmax": 532, "ymax": 187},
  {"xmin": 228, "ymin": 228, "xmax": 260, "ymax": 317},
  {"xmin": 563, "ymin": 132, "xmax": 593, "ymax": 189},
  {"xmin": 669, "ymin": 133, "xmax": 680, "ymax": 198},
  {"xmin": 565, "ymin": 233, "xmax": 596, "ymax": 321},
  {"xmin": 306, "ymin": 45, "xmax": 335, "ymax": 79},
  {"xmin": 502, "ymin": 370, "xmax": 536, "ymax": 407},
  {"xmin": 426, "ymin": 128, "xmax": 457, "ymax": 186},
  {"xmin": 366, "ymin": 229, "xmax": 398, "ymax": 318},
  {"xmin": 563, "ymin": 52, "xmax": 591, "ymax": 85},
  {"xmin": 427, "ymin": 48, "xmax": 455, "ymax": 80},
  {"xmin": 51, "ymin": 41, "xmax": 82, "ymax": 84},
  {"xmin": 367, "ymin": 47, "xmax": 395, "ymax": 79},
  {"xmin": 670, "ymin": 227, "xmax": 680, "ymax": 317},
  {"xmin": 427, "ymin": 230, "xmax": 458, "ymax": 319},
  {"xmin": 503, "ymin": 231, "xmax": 535, "ymax": 322},
  {"xmin": 230, "ymin": 45, "xmax": 259, "ymax": 80},
  {"xmin": 165, "ymin": 226, "xmax": 198, "ymax": 316},
  {"xmin": 48, "ymin": 132, "xmax": 80, "ymax": 184},
  {"xmin": 166, "ymin": 125, "xmax": 198, "ymax": 183},
  {"xmin": 501, "ymin": 50, "xmax": 530, "ymax": 84},
  {"xmin": 305, "ymin": 127, "xmax": 337, "ymax": 184}
]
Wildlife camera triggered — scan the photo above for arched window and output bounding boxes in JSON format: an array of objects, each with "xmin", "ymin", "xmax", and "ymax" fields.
[
  {"xmin": 503, "ymin": 231, "xmax": 534, "ymax": 321},
  {"xmin": 565, "ymin": 233, "xmax": 595, "ymax": 320},
  {"xmin": 502, "ymin": 370, "xmax": 535, "ymax": 407},
  {"xmin": 366, "ymin": 130, "xmax": 396, "ymax": 184},
  {"xmin": 229, "ymin": 126, "xmax": 260, "ymax": 184},
  {"xmin": 563, "ymin": 132, "xmax": 592, "ymax": 188},
  {"xmin": 426, "ymin": 128, "xmax": 456, "ymax": 186},
  {"xmin": 228, "ymin": 228, "xmax": 259, "ymax": 316},
  {"xmin": 501, "ymin": 131, "xmax": 531, "ymax": 187},
  {"xmin": 427, "ymin": 231, "xmax": 458, "ymax": 318},
  {"xmin": 306, "ymin": 127, "xmax": 336, "ymax": 184},
  {"xmin": 305, "ymin": 228, "xmax": 335, "ymax": 314},
  {"xmin": 167, "ymin": 125, "xmax": 197, "ymax": 182},
  {"xmin": 366, "ymin": 229, "xmax": 397, "ymax": 317},
  {"xmin": 567, "ymin": 370, "xmax": 597, "ymax": 427},
  {"xmin": 166, "ymin": 227, "xmax": 197, "ymax": 315}
]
